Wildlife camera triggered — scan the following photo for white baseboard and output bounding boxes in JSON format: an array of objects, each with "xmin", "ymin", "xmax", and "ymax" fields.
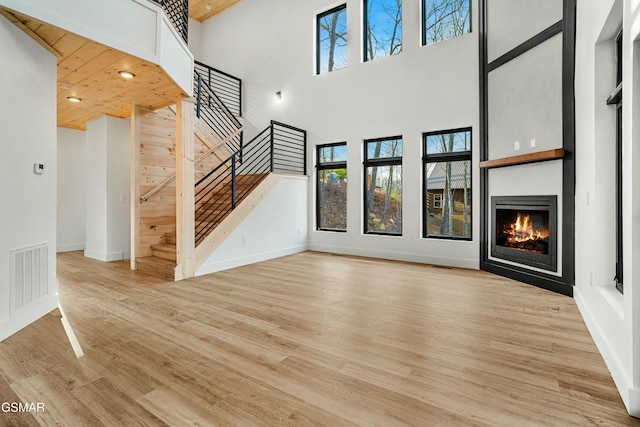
[
  {"xmin": 196, "ymin": 244, "xmax": 308, "ymax": 276},
  {"xmin": 84, "ymin": 250, "xmax": 123, "ymax": 262},
  {"xmin": 574, "ymin": 288, "xmax": 639, "ymax": 416},
  {"xmin": 57, "ymin": 242, "xmax": 85, "ymax": 253},
  {"xmin": 309, "ymin": 243, "xmax": 479, "ymax": 270},
  {"xmin": 0, "ymin": 295, "xmax": 58, "ymax": 342}
]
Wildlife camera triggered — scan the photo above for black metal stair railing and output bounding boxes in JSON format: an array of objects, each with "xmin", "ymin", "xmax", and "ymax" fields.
[
  {"xmin": 195, "ymin": 61, "xmax": 242, "ymax": 118},
  {"xmin": 194, "ymin": 72, "xmax": 243, "ymax": 154},
  {"xmin": 149, "ymin": 0, "xmax": 188, "ymax": 43},
  {"xmin": 194, "ymin": 121, "xmax": 307, "ymax": 245}
]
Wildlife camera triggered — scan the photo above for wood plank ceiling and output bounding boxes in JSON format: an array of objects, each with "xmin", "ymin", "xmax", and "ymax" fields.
[
  {"xmin": 0, "ymin": 1, "xmax": 241, "ymax": 130},
  {"xmin": 189, "ymin": 0, "xmax": 242, "ymax": 22}
]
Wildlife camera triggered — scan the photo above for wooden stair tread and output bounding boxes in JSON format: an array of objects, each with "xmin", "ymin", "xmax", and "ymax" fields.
[{"xmin": 136, "ymin": 256, "xmax": 176, "ymax": 267}]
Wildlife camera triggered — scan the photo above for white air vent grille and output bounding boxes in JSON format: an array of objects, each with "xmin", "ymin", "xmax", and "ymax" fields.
[{"xmin": 10, "ymin": 244, "xmax": 49, "ymax": 315}]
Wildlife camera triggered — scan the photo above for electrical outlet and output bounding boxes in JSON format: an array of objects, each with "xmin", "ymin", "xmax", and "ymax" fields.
[
  {"xmin": 586, "ymin": 192, "xmax": 590, "ymax": 206},
  {"xmin": 590, "ymin": 272, "xmax": 593, "ymax": 286},
  {"xmin": 242, "ymin": 235, "xmax": 247, "ymax": 244},
  {"xmin": 514, "ymin": 141, "xmax": 520, "ymax": 151},
  {"xmin": 530, "ymin": 138, "xmax": 536, "ymax": 148}
]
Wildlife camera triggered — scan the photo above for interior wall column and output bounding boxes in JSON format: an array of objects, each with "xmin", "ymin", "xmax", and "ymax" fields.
[{"xmin": 175, "ymin": 97, "xmax": 196, "ymax": 280}]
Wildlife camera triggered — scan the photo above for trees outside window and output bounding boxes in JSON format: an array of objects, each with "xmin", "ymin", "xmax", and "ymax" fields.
[
  {"xmin": 317, "ymin": 5, "xmax": 348, "ymax": 74},
  {"xmin": 317, "ymin": 143, "xmax": 347, "ymax": 231},
  {"xmin": 364, "ymin": 137, "xmax": 402, "ymax": 235},
  {"xmin": 424, "ymin": 128, "xmax": 471, "ymax": 239},
  {"xmin": 422, "ymin": 0, "xmax": 470, "ymax": 45},
  {"xmin": 364, "ymin": 0, "xmax": 402, "ymax": 62}
]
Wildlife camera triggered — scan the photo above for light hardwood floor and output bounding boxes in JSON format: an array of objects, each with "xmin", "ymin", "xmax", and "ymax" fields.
[{"xmin": 0, "ymin": 251, "xmax": 638, "ymax": 426}]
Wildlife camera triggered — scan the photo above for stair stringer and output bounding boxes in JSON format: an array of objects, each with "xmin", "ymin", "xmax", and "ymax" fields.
[{"xmin": 188, "ymin": 173, "xmax": 283, "ymax": 275}]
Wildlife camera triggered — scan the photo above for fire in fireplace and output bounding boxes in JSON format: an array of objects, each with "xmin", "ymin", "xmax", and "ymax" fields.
[{"xmin": 491, "ymin": 196, "xmax": 557, "ymax": 271}]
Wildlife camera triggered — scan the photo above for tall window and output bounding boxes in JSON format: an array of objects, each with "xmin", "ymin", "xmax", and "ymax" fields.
[
  {"xmin": 606, "ymin": 30, "xmax": 623, "ymax": 294},
  {"xmin": 364, "ymin": 137, "xmax": 402, "ymax": 235},
  {"xmin": 424, "ymin": 128, "xmax": 471, "ymax": 239},
  {"xmin": 422, "ymin": 0, "xmax": 470, "ymax": 45},
  {"xmin": 317, "ymin": 5, "xmax": 348, "ymax": 74},
  {"xmin": 364, "ymin": 0, "xmax": 402, "ymax": 62},
  {"xmin": 317, "ymin": 143, "xmax": 348, "ymax": 231}
]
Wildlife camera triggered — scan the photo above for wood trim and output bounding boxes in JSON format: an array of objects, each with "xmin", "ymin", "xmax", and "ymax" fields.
[
  {"xmin": 130, "ymin": 105, "xmax": 144, "ymax": 270},
  {"xmin": 478, "ymin": 148, "xmax": 565, "ymax": 169},
  {"xmin": 175, "ymin": 98, "xmax": 196, "ymax": 280}
]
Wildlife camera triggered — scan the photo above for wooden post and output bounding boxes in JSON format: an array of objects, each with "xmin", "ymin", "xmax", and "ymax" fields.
[
  {"xmin": 175, "ymin": 98, "xmax": 196, "ymax": 280},
  {"xmin": 130, "ymin": 105, "xmax": 142, "ymax": 270}
]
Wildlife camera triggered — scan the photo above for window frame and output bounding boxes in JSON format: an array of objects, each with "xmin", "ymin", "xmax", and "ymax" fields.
[
  {"xmin": 421, "ymin": 0, "xmax": 472, "ymax": 46},
  {"xmin": 316, "ymin": 4, "xmax": 348, "ymax": 75},
  {"xmin": 423, "ymin": 127, "xmax": 472, "ymax": 241},
  {"xmin": 363, "ymin": 136, "xmax": 403, "ymax": 236},
  {"xmin": 606, "ymin": 29, "xmax": 623, "ymax": 294},
  {"xmin": 316, "ymin": 142, "xmax": 348, "ymax": 232},
  {"xmin": 363, "ymin": 0, "xmax": 403, "ymax": 62}
]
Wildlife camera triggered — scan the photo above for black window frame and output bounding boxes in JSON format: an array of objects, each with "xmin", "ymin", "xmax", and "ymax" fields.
[
  {"xmin": 316, "ymin": 142, "xmax": 348, "ymax": 232},
  {"xmin": 421, "ymin": 0, "xmax": 472, "ymax": 46},
  {"xmin": 363, "ymin": 0, "xmax": 403, "ymax": 62},
  {"xmin": 363, "ymin": 136, "xmax": 403, "ymax": 236},
  {"xmin": 423, "ymin": 127, "xmax": 472, "ymax": 241},
  {"xmin": 316, "ymin": 4, "xmax": 348, "ymax": 75}
]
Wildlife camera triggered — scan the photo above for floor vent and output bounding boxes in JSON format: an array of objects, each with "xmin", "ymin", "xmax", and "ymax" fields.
[{"xmin": 10, "ymin": 244, "xmax": 49, "ymax": 315}]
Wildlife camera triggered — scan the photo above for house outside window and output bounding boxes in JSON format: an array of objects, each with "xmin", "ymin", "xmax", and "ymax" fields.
[
  {"xmin": 364, "ymin": 0, "xmax": 402, "ymax": 62},
  {"xmin": 422, "ymin": 0, "xmax": 471, "ymax": 45},
  {"xmin": 424, "ymin": 128, "xmax": 471, "ymax": 239},
  {"xmin": 317, "ymin": 4, "xmax": 348, "ymax": 74},
  {"xmin": 364, "ymin": 137, "xmax": 402, "ymax": 235},
  {"xmin": 317, "ymin": 143, "xmax": 348, "ymax": 231}
]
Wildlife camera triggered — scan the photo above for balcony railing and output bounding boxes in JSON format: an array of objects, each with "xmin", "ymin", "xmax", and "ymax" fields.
[{"xmin": 149, "ymin": 0, "xmax": 188, "ymax": 43}]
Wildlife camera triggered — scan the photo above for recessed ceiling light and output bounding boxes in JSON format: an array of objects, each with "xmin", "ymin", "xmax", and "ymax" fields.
[
  {"xmin": 118, "ymin": 71, "xmax": 136, "ymax": 79},
  {"xmin": 59, "ymin": 82, "xmax": 71, "ymax": 90},
  {"xmin": 67, "ymin": 96, "xmax": 81, "ymax": 103},
  {"xmin": 206, "ymin": 4, "xmax": 212, "ymax": 10}
]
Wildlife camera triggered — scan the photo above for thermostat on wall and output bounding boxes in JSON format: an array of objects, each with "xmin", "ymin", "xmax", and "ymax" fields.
[{"xmin": 33, "ymin": 163, "xmax": 45, "ymax": 174}]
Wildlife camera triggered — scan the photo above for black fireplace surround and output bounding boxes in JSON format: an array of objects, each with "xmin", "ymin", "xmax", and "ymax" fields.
[{"xmin": 491, "ymin": 195, "xmax": 557, "ymax": 272}]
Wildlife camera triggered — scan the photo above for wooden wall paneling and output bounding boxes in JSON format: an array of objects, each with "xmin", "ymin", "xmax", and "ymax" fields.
[{"xmin": 138, "ymin": 107, "xmax": 177, "ymax": 258}]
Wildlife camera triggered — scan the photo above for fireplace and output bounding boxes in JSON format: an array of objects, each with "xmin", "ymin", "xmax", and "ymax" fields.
[{"xmin": 491, "ymin": 196, "xmax": 557, "ymax": 272}]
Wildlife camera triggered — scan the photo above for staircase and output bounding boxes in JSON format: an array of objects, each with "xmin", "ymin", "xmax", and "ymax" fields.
[
  {"xmin": 136, "ymin": 232, "xmax": 177, "ymax": 280},
  {"xmin": 134, "ymin": 61, "xmax": 306, "ymax": 281}
]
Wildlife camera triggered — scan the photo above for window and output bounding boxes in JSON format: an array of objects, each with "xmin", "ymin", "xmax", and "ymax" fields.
[
  {"xmin": 317, "ymin": 143, "xmax": 348, "ymax": 231},
  {"xmin": 364, "ymin": 137, "xmax": 402, "ymax": 235},
  {"xmin": 433, "ymin": 193, "xmax": 442, "ymax": 209},
  {"xmin": 424, "ymin": 128, "xmax": 471, "ymax": 239},
  {"xmin": 317, "ymin": 5, "xmax": 348, "ymax": 74},
  {"xmin": 364, "ymin": 0, "xmax": 402, "ymax": 62},
  {"xmin": 422, "ymin": 0, "xmax": 471, "ymax": 45},
  {"xmin": 606, "ymin": 29, "xmax": 623, "ymax": 294}
]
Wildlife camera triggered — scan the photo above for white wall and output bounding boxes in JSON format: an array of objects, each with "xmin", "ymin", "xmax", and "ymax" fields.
[
  {"xmin": 201, "ymin": 0, "xmax": 480, "ymax": 269},
  {"xmin": 0, "ymin": 15, "xmax": 58, "ymax": 341},
  {"xmin": 196, "ymin": 176, "xmax": 309, "ymax": 275},
  {"xmin": 574, "ymin": 0, "xmax": 640, "ymax": 416},
  {"xmin": 188, "ymin": 17, "xmax": 203, "ymax": 61},
  {"xmin": 84, "ymin": 116, "xmax": 131, "ymax": 262},
  {"xmin": 57, "ymin": 127, "xmax": 87, "ymax": 252}
]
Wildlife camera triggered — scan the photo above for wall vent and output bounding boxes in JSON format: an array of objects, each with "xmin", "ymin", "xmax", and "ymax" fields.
[{"xmin": 10, "ymin": 244, "xmax": 49, "ymax": 315}]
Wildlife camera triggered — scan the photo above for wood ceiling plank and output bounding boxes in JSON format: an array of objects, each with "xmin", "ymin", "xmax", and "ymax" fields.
[{"xmin": 188, "ymin": 0, "xmax": 242, "ymax": 22}]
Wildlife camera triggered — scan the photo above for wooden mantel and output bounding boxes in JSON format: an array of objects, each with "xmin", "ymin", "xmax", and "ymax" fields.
[{"xmin": 479, "ymin": 148, "xmax": 565, "ymax": 169}]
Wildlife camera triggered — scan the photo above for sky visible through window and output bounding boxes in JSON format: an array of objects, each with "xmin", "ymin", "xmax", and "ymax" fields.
[
  {"xmin": 317, "ymin": 5, "xmax": 347, "ymax": 74},
  {"xmin": 365, "ymin": 0, "xmax": 402, "ymax": 61}
]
